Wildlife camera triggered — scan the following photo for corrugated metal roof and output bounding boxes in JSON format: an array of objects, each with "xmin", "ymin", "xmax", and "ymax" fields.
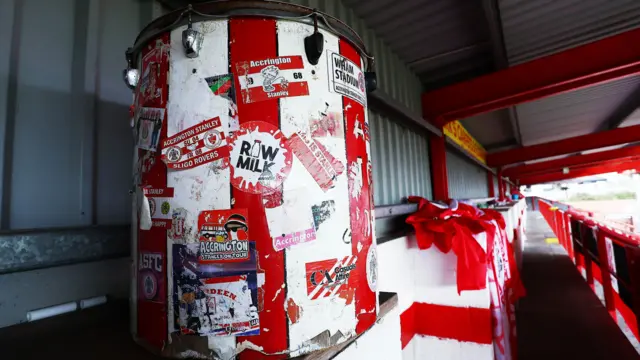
[
  {"xmin": 499, "ymin": 0, "xmax": 640, "ymax": 64},
  {"xmin": 621, "ymin": 108, "xmax": 640, "ymax": 128},
  {"xmin": 460, "ymin": 109, "xmax": 514, "ymax": 149},
  {"xmin": 515, "ymin": 76, "xmax": 640, "ymax": 146},
  {"xmin": 343, "ymin": 0, "xmax": 493, "ymax": 89}
]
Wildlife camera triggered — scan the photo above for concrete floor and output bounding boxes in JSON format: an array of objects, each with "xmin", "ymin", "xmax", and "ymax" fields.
[{"xmin": 517, "ymin": 212, "xmax": 640, "ymax": 360}]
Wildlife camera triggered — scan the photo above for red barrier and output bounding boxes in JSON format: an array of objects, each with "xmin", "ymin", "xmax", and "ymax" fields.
[{"xmin": 535, "ymin": 197, "xmax": 640, "ymax": 342}]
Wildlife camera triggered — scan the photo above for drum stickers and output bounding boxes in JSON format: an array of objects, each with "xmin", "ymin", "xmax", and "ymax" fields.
[
  {"xmin": 160, "ymin": 117, "xmax": 230, "ymax": 170},
  {"xmin": 328, "ymin": 52, "xmax": 366, "ymax": 106},
  {"xmin": 137, "ymin": 108, "xmax": 165, "ymax": 152},
  {"xmin": 228, "ymin": 121, "xmax": 293, "ymax": 194},
  {"xmin": 198, "ymin": 210, "xmax": 250, "ymax": 263},
  {"xmin": 235, "ymin": 56, "xmax": 309, "ymax": 104},
  {"xmin": 173, "ymin": 242, "xmax": 260, "ymax": 336}
]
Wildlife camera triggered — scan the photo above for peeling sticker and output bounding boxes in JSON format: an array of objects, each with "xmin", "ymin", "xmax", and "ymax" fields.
[
  {"xmin": 265, "ymin": 189, "xmax": 317, "ymax": 251},
  {"xmin": 306, "ymin": 257, "xmax": 357, "ymax": 300},
  {"xmin": 161, "ymin": 117, "xmax": 230, "ymax": 171},
  {"xmin": 348, "ymin": 157, "xmax": 364, "ymax": 199},
  {"xmin": 205, "ymin": 73, "xmax": 234, "ymax": 98},
  {"xmin": 172, "ymin": 242, "xmax": 260, "ymax": 337},
  {"xmin": 271, "ymin": 283, "xmax": 285, "ymax": 302},
  {"xmin": 228, "ymin": 121, "xmax": 292, "ymax": 194},
  {"xmin": 236, "ymin": 56, "xmax": 309, "ymax": 104},
  {"xmin": 366, "ymin": 246, "xmax": 377, "ymax": 292},
  {"xmin": 353, "ymin": 117, "xmax": 364, "ymax": 140},
  {"xmin": 198, "ymin": 210, "xmax": 250, "ymax": 263},
  {"xmin": 311, "ymin": 200, "xmax": 335, "ymax": 230},
  {"xmin": 286, "ymin": 298, "xmax": 302, "ymax": 324},
  {"xmin": 310, "ymin": 108, "xmax": 344, "ymax": 138},
  {"xmin": 136, "ymin": 107, "xmax": 165, "ymax": 152},
  {"xmin": 288, "ymin": 131, "xmax": 344, "ymax": 192},
  {"xmin": 142, "ymin": 187, "xmax": 175, "ymax": 228}
]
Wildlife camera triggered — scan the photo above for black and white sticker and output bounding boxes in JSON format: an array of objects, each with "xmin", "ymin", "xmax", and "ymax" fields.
[{"xmin": 328, "ymin": 52, "xmax": 366, "ymax": 106}]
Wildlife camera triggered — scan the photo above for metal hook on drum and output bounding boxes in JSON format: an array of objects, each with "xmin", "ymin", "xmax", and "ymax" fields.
[
  {"xmin": 182, "ymin": 5, "xmax": 202, "ymax": 59},
  {"xmin": 304, "ymin": 10, "xmax": 324, "ymax": 65}
]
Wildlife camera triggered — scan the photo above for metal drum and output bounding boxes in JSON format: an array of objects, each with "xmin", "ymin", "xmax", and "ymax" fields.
[{"xmin": 125, "ymin": 1, "xmax": 377, "ymax": 358}]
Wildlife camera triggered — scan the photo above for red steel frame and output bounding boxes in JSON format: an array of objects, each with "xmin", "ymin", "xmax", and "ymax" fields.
[
  {"xmin": 503, "ymin": 144, "xmax": 640, "ymax": 178},
  {"xmin": 429, "ymin": 133, "xmax": 449, "ymax": 201},
  {"xmin": 519, "ymin": 158, "xmax": 640, "ymax": 185},
  {"xmin": 487, "ymin": 171, "xmax": 495, "ymax": 197},
  {"xmin": 422, "ymin": 28, "xmax": 640, "ymax": 126},
  {"xmin": 487, "ymin": 124, "xmax": 640, "ymax": 167},
  {"xmin": 537, "ymin": 198, "xmax": 640, "ymax": 341}
]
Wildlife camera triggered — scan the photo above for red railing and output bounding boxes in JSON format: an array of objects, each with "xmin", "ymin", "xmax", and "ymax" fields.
[{"xmin": 536, "ymin": 197, "xmax": 640, "ymax": 342}]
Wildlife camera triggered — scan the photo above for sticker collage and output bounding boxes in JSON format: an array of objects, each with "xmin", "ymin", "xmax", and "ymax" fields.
[{"xmin": 132, "ymin": 33, "xmax": 373, "ymax": 342}]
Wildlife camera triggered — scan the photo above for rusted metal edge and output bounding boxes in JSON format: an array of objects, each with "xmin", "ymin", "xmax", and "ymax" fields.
[
  {"xmin": 374, "ymin": 203, "xmax": 418, "ymax": 219},
  {"xmin": 296, "ymin": 292, "xmax": 398, "ymax": 360},
  {"xmin": 0, "ymin": 225, "xmax": 130, "ymax": 275}
]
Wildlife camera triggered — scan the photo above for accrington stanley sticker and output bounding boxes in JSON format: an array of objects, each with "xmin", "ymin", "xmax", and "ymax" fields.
[
  {"xmin": 143, "ymin": 187, "xmax": 174, "ymax": 228},
  {"xmin": 235, "ymin": 56, "xmax": 309, "ymax": 104},
  {"xmin": 228, "ymin": 121, "xmax": 292, "ymax": 194},
  {"xmin": 160, "ymin": 117, "xmax": 229, "ymax": 170},
  {"xmin": 198, "ymin": 209, "xmax": 250, "ymax": 263}
]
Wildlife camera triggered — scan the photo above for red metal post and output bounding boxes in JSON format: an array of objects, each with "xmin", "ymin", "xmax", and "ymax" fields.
[
  {"xmin": 503, "ymin": 144, "xmax": 640, "ymax": 178},
  {"xmin": 596, "ymin": 230, "xmax": 617, "ymax": 321},
  {"xmin": 556, "ymin": 211, "xmax": 565, "ymax": 249},
  {"xmin": 421, "ymin": 28, "xmax": 640, "ymax": 125},
  {"xmin": 429, "ymin": 133, "xmax": 449, "ymax": 201},
  {"xmin": 625, "ymin": 247, "xmax": 640, "ymax": 336},
  {"xmin": 487, "ymin": 171, "xmax": 495, "ymax": 197},
  {"xmin": 564, "ymin": 212, "xmax": 574, "ymax": 262},
  {"xmin": 497, "ymin": 169, "xmax": 506, "ymax": 201},
  {"xmin": 488, "ymin": 125, "xmax": 640, "ymax": 167}
]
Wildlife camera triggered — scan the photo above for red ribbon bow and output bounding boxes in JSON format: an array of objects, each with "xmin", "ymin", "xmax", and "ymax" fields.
[{"xmin": 406, "ymin": 196, "xmax": 506, "ymax": 294}]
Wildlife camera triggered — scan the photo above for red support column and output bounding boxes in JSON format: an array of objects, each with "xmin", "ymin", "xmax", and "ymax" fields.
[
  {"xmin": 497, "ymin": 169, "xmax": 506, "ymax": 201},
  {"xmin": 429, "ymin": 133, "xmax": 449, "ymax": 201},
  {"xmin": 596, "ymin": 230, "xmax": 617, "ymax": 321},
  {"xmin": 487, "ymin": 171, "xmax": 495, "ymax": 197}
]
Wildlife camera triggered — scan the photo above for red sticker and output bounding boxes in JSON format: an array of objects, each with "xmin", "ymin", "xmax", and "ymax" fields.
[
  {"xmin": 305, "ymin": 256, "xmax": 357, "ymax": 300},
  {"xmin": 160, "ymin": 117, "xmax": 229, "ymax": 170},
  {"xmin": 198, "ymin": 209, "xmax": 250, "ymax": 263},
  {"xmin": 228, "ymin": 121, "xmax": 292, "ymax": 194},
  {"xmin": 135, "ymin": 37, "xmax": 169, "ymax": 108},
  {"xmin": 288, "ymin": 131, "xmax": 345, "ymax": 192},
  {"xmin": 236, "ymin": 56, "xmax": 309, "ymax": 104},
  {"xmin": 138, "ymin": 252, "xmax": 165, "ymax": 303}
]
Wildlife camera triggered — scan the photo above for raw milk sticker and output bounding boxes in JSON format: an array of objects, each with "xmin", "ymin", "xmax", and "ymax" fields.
[
  {"xmin": 328, "ymin": 52, "xmax": 367, "ymax": 106},
  {"xmin": 306, "ymin": 256, "xmax": 357, "ymax": 300},
  {"xmin": 143, "ymin": 187, "xmax": 174, "ymax": 228},
  {"xmin": 235, "ymin": 56, "xmax": 309, "ymax": 104},
  {"xmin": 288, "ymin": 131, "xmax": 345, "ymax": 192},
  {"xmin": 198, "ymin": 210, "xmax": 250, "ymax": 263},
  {"xmin": 228, "ymin": 121, "xmax": 292, "ymax": 194},
  {"xmin": 137, "ymin": 107, "xmax": 165, "ymax": 152},
  {"xmin": 265, "ymin": 190, "xmax": 317, "ymax": 251},
  {"xmin": 139, "ymin": 252, "xmax": 165, "ymax": 303},
  {"xmin": 172, "ymin": 242, "xmax": 260, "ymax": 336},
  {"xmin": 160, "ymin": 117, "xmax": 230, "ymax": 171}
]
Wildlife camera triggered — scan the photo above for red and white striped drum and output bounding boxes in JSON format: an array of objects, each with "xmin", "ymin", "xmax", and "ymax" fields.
[{"xmin": 126, "ymin": 2, "xmax": 377, "ymax": 358}]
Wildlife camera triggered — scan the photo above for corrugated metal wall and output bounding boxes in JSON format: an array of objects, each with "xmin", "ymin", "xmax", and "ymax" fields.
[
  {"xmin": 494, "ymin": 174, "xmax": 499, "ymax": 197},
  {"xmin": 0, "ymin": 0, "xmax": 160, "ymax": 230},
  {"xmin": 282, "ymin": 0, "xmax": 430, "ymax": 204},
  {"xmin": 446, "ymin": 147, "xmax": 489, "ymax": 199},
  {"xmin": 0, "ymin": 0, "xmax": 161, "ymax": 328}
]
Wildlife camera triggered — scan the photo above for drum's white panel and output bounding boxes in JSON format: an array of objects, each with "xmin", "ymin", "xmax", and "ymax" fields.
[
  {"xmin": 167, "ymin": 20, "xmax": 235, "ymax": 354},
  {"xmin": 277, "ymin": 20, "xmax": 356, "ymax": 357}
]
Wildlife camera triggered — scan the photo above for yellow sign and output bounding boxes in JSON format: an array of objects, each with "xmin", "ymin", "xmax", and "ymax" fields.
[{"xmin": 443, "ymin": 120, "xmax": 487, "ymax": 164}]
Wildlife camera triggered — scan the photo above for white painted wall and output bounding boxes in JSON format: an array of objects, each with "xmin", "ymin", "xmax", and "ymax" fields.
[{"xmin": 335, "ymin": 200, "xmax": 527, "ymax": 360}]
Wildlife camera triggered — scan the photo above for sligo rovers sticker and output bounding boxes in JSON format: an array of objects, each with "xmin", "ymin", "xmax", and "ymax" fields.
[
  {"xmin": 161, "ymin": 117, "xmax": 230, "ymax": 170},
  {"xmin": 236, "ymin": 56, "xmax": 309, "ymax": 104},
  {"xmin": 229, "ymin": 121, "xmax": 292, "ymax": 194}
]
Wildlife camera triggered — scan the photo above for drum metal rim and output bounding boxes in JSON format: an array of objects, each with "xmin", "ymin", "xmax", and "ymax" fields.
[{"xmin": 126, "ymin": 0, "xmax": 373, "ymax": 69}]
